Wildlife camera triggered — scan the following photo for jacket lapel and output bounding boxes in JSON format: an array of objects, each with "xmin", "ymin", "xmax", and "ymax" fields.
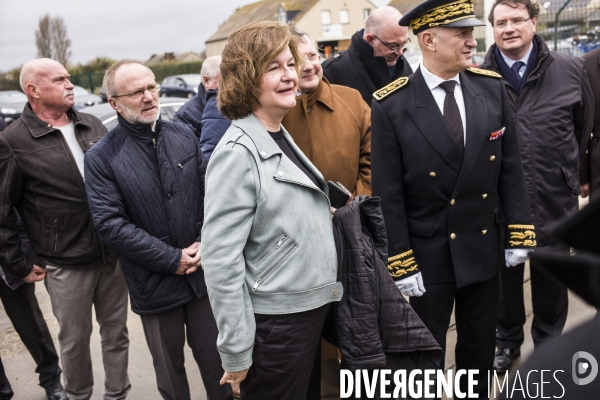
[
  {"xmin": 232, "ymin": 114, "xmax": 326, "ymax": 192},
  {"xmin": 451, "ymin": 72, "xmax": 487, "ymax": 198},
  {"xmin": 406, "ymin": 70, "xmax": 463, "ymax": 173}
]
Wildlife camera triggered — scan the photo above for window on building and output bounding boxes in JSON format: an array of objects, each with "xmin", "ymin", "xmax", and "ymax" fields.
[
  {"xmin": 321, "ymin": 10, "xmax": 331, "ymax": 25},
  {"xmin": 363, "ymin": 8, "xmax": 371, "ymax": 21},
  {"xmin": 340, "ymin": 9, "xmax": 349, "ymax": 24}
]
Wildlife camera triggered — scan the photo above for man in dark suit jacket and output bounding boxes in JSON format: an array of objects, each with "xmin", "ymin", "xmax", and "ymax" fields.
[
  {"xmin": 371, "ymin": 0, "xmax": 535, "ymax": 396},
  {"xmin": 322, "ymin": 6, "xmax": 413, "ymax": 105},
  {"xmin": 480, "ymin": 0, "xmax": 593, "ymax": 373}
]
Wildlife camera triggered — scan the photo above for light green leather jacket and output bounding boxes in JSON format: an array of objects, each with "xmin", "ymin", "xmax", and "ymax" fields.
[{"xmin": 201, "ymin": 113, "xmax": 343, "ymax": 372}]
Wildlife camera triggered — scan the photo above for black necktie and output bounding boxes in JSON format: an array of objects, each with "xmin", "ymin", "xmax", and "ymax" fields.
[
  {"xmin": 511, "ymin": 61, "xmax": 525, "ymax": 80},
  {"xmin": 438, "ymin": 81, "xmax": 464, "ymax": 156}
]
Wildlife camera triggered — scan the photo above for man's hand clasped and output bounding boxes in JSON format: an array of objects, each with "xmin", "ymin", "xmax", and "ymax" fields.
[
  {"xmin": 395, "ymin": 271, "xmax": 426, "ymax": 297},
  {"xmin": 24, "ymin": 264, "xmax": 47, "ymax": 283},
  {"xmin": 504, "ymin": 249, "xmax": 532, "ymax": 267},
  {"xmin": 176, "ymin": 242, "xmax": 202, "ymax": 275}
]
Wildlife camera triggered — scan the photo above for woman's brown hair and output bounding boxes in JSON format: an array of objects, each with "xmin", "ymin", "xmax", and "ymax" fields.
[{"xmin": 218, "ymin": 21, "xmax": 300, "ymax": 120}]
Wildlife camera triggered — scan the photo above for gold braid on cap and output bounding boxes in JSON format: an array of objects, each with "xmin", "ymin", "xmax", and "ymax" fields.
[{"xmin": 410, "ymin": 0, "xmax": 475, "ymax": 31}]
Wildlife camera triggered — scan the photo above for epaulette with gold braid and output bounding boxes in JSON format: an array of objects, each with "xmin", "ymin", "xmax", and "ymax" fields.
[
  {"xmin": 388, "ymin": 249, "xmax": 418, "ymax": 278},
  {"xmin": 466, "ymin": 67, "xmax": 502, "ymax": 78},
  {"xmin": 508, "ymin": 224, "xmax": 537, "ymax": 247},
  {"xmin": 373, "ymin": 77, "xmax": 409, "ymax": 101}
]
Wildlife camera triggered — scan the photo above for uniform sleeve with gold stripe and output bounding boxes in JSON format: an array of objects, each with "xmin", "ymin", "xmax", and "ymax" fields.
[
  {"xmin": 507, "ymin": 224, "xmax": 537, "ymax": 248},
  {"xmin": 371, "ymin": 89, "xmax": 419, "ymax": 280}
]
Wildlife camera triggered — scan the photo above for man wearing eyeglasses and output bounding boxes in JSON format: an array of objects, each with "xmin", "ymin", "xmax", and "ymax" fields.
[
  {"xmin": 322, "ymin": 6, "xmax": 413, "ymax": 106},
  {"xmin": 0, "ymin": 58, "xmax": 129, "ymax": 400},
  {"xmin": 84, "ymin": 61, "xmax": 232, "ymax": 400},
  {"xmin": 480, "ymin": 0, "xmax": 594, "ymax": 373}
]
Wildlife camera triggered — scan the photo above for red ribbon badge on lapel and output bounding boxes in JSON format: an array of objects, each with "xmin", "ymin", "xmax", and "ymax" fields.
[{"xmin": 490, "ymin": 127, "xmax": 505, "ymax": 141}]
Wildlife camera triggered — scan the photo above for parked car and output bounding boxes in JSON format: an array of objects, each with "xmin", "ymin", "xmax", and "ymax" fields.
[
  {"xmin": 79, "ymin": 97, "xmax": 188, "ymax": 131},
  {"xmin": 73, "ymin": 85, "xmax": 103, "ymax": 109},
  {"xmin": 160, "ymin": 74, "xmax": 201, "ymax": 98},
  {"xmin": 0, "ymin": 90, "xmax": 28, "ymax": 125},
  {"xmin": 99, "ymin": 87, "xmax": 108, "ymax": 103}
]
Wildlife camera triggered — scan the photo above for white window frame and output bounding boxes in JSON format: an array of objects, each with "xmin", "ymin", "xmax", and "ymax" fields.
[{"xmin": 321, "ymin": 10, "xmax": 331, "ymax": 25}]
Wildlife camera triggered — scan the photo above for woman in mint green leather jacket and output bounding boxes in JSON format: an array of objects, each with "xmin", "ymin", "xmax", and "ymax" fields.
[{"xmin": 201, "ymin": 22, "xmax": 342, "ymax": 400}]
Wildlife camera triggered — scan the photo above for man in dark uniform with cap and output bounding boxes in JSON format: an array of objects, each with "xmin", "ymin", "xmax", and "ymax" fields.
[{"xmin": 371, "ymin": 0, "xmax": 536, "ymax": 396}]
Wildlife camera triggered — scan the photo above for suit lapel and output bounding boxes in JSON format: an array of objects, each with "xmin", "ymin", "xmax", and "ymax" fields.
[
  {"xmin": 451, "ymin": 72, "xmax": 487, "ymax": 198},
  {"xmin": 407, "ymin": 70, "xmax": 463, "ymax": 173}
]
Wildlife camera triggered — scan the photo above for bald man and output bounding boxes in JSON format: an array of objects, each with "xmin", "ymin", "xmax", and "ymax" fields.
[
  {"xmin": 0, "ymin": 58, "xmax": 130, "ymax": 400},
  {"xmin": 322, "ymin": 6, "xmax": 413, "ymax": 105}
]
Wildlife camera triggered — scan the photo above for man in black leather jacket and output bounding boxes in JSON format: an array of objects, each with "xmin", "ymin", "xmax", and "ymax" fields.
[{"xmin": 0, "ymin": 58, "xmax": 128, "ymax": 400}]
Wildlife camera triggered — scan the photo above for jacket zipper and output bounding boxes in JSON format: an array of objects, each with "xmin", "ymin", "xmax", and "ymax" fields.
[
  {"xmin": 177, "ymin": 153, "xmax": 196, "ymax": 169},
  {"xmin": 254, "ymin": 234, "xmax": 288, "ymax": 265},
  {"xmin": 273, "ymin": 177, "xmax": 339, "ymax": 280},
  {"xmin": 52, "ymin": 122, "xmax": 108, "ymax": 263},
  {"xmin": 53, "ymin": 218, "xmax": 58, "ymax": 252},
  {"xmin": 526, "ymin": 53, "xmax": 548, "ymax": 81},
  {"xmin": 151, "ymin": 130, "xmax": 172, "ymax": 219},
  {"xmin": 252, "ymin": 244, "xmax": 298, "ymax": 291},
  {"xmin": 513, "ymin": 53, "xmax": 548, "ymax": 106}
]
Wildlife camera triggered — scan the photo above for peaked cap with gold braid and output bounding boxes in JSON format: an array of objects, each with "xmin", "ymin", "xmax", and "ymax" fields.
[{"xmin": 399, "ymin": 0, "xmax": 485, "ymax": 34}]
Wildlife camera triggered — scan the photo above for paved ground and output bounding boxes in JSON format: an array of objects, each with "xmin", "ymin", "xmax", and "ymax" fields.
[
  {"xmin": 0, "ymin": 284, "xmax": 207, "ymax": 400},
  {"xmin": 2, "ymin": 267, "xmax": 595, "ymax": 400}
]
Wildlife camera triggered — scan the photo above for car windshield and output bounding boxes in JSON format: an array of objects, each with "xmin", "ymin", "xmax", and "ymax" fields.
[
  {"xmin": 181, "ymin": 75, "xmax": 201, "ymax": 86},
  {"xmin": 0, "ymin": 91, "xmax": 27, "ymax": 104},
  {"xmin": 73, "ymin": 86, "xmax": 90, "ymax": 95}
]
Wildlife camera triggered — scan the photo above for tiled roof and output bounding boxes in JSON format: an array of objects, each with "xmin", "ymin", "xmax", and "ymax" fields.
[{"xmin": 206, "ymin": 0, "xmax": 320, "ymax": 43}]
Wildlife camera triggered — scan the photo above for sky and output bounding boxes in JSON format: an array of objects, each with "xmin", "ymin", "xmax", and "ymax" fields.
[{"xmin": 0, "ymin": 0, "xmax": 388, "ymax": 72}]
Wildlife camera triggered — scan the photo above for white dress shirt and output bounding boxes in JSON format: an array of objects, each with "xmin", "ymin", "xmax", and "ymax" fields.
[
  {"xmin": 420, "ymin": 63, "xmax": 467, "ymax": 144},
  {"xmin": 56, "ymin": 122, "xmax": 85, "ymax": 179}
]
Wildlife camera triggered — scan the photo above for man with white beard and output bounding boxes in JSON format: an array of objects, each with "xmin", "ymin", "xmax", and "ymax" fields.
[{"xmin": 84, "ymin": 61, "xmax": 232, "ymax": 400}]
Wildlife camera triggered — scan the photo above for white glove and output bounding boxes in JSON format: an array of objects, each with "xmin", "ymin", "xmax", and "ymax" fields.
[
  {"xmin": 504, "ymin": 249, "xmax": 532, "ymax": 267},
  {"xmin": 395, "ymin": 272, "xmax": 426, "ymax": 297}
]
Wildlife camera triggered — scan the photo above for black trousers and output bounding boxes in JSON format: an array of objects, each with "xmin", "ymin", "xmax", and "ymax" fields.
[
  {"xmin": 140, "ymin": 295, "xmax": 232, "ymax": 400},
  {"xmin": 240, "ymin": 304, "xmax": 330, "ymax": 400},
  {"xmin": 496, "ymin": 255, "xmax": 569, "ymax": 349},
  {"xmin": 410, "ymin": 275, "xmax": 498, "ymax": 399},
  {"xmin": 0, "ymin": 279, "xmax": 61, "ymax": 387}
]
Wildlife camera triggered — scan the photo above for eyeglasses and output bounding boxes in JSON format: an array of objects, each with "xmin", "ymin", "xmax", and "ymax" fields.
[
  {"xmin": 372, "ymin": 34, "xmax": 410, "ymax": 53},
  {"xmin": 303, "ymin": 52, "xmax": 321, "ymax": 62},
  {"xmin": 494, "ymin": 18, "xmax": 531, "ymax": 29},
  {"xmin": 111, "ymin": 84, "xmax": 161, "ymax": 99}
]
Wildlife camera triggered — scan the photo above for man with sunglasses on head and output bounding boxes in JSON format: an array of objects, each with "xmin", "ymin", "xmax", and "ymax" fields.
[
  {"xmin": 322, "ymin": 6, "xmax": 413, "ymax": 106},
  {"xmin": 480, "ymin": 0, "xmax": 594, "ymax": 373},
  {"xmin": 84, "ymin": 61, "xmax": 232, "ymax": 400},
  {"xmin": 0, "ymin": 58, "xmax": 129, "ymax": 400}
]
